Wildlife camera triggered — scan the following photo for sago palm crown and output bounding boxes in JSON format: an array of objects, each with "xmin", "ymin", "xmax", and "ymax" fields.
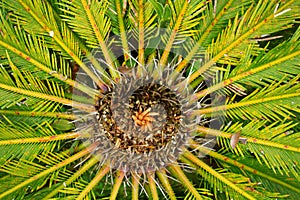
[{"xmin": 0, "ymin": 0, "xmax": 299, "ymax": 199}]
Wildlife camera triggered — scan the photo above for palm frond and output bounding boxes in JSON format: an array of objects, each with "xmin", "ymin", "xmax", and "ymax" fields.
[
  {"xmin": 183, "ymin": 0, "xmax": 299, "ymax": 82},
  {"xmin": 217, "ymin": 153, "xmax": 300, "ymax": 199},
  {"xmin": 182, "ymin": 151, "xmax": 281, "ymax": 200},
  {"xmin": 197, "ymin": 76, "xmax": 300, "ymax": 121},
  {"xmin": 0, "ymin": 111, "xmax": 79, "ymax": 166},
  {"xmin": 192, "ymin": 146, "xmax": 300, "ymax": 199},
  {"xmin": 2, "ymin": 0, "xmax": 110, "ymax": 87},
  {"xmin": 58, "ymin": 0, "xmax": 120, "ymax": 79},
  {"xmin": 0, "ymin": 143, "xmax": 97, "ymax": 199},
  {"xmin": 128, "ymin": 0, "xmax": 158, "ymax": 69},
  {"xmin": 215, "ymin": 120, "xmax": 300, "ymax": 178},
  {"xmin": 197, "ymin": 27, "xmax": 300, "ymax": 97},
  {"xmin": 159, "ymin": 0, "xmax": 206, "ymax": 66},
  {"xmin": 108, "ymin": 0, "xmax": 131, "ymax": 62},
  {"xmin": 0, "ymin": 10, "xmax": 97, "ymax": 97}
]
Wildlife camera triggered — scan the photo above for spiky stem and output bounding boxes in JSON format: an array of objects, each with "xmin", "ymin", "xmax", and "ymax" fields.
[
  {"xmin": 131, "ymin": 172, "xmax": 141, "ymax": 200},
  {"xmin": 137, "ymin": 0, "xmax": 145, "ymax": 76},
  {"xmin": 169, "ymin": 165, "xmax": 203, "ymax": 200},
  {"xmin": 76, "ymin": 165, "xmax": 110, "ymax": 200},
  {"xmin": 156, "ymin": 169, "xmax": 176, "ymax": 200},
  {"xmin": 0, "ymin": 132, "xmax": 79, "ymax": 145},
  {"xmin": 110, "ymin": 170, "xmax": 125, "ymax": 200},
  {"xmin": 0, "ymin": 110, "xmax": 76, "ymax": 120},
  {"xmin": 147, "ymin": 172, "xmax": 159, "ymax": 200},
  {"xmin": 115, "ymin": 0, "xmax": 130, "ymax": 62}
]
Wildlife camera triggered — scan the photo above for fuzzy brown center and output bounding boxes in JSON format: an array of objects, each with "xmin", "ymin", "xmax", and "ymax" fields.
[{"xmin": 96, "ymin": 83, "xmax": 182, "ymax": 154}]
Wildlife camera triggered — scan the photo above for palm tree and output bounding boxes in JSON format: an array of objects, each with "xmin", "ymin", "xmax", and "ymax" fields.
[{"xmin": 0, "ymin": 0, "xmax": 299, "ymax": 199}]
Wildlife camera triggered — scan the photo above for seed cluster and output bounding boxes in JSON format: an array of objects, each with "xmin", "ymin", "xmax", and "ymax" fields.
[{"xmin": 96, "ymin": 83, "xmax": 182, "ymax": 154}]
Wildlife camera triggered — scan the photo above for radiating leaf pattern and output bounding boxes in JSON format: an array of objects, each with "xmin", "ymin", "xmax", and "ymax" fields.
[{"xmin": 0, "ymin": 0, "xmax": 299, "ymax": 199}]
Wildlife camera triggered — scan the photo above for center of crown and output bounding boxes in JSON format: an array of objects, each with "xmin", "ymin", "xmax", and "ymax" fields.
[
  {"xmin": 132, "ymin": 107, "xmax": 155, "ymax": 131},
  {"xmin": 96, "ymin": 83, "xmax": 183, "ymax": 154}
]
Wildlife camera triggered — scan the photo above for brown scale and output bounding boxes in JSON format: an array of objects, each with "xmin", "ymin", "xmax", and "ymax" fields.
[{"xmin": 96, "ymin": 83, "xmax": 182, "ymax": 154}]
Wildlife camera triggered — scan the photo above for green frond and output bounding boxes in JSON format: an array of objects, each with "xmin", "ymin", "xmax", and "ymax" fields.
[
  {"xmin": 159, "ymin": 0, "xmax": 206, "ymax": 66},
  {"xmin": 0, "ymin": 68, "xmax": 65, "ymax": 119},
  {"xmin": 194, "ymin": 0, "xmax": 252, "ymax": 45},
  {"xmin": 156, "ymin": 169, "xmax": 176, "ymax": 200},
  {"xmin": 0, "ymin": 174, "xmax": 41, "ymax": 199},
  {"xmin": 58, "ymin": 0, "xmax": 111, "ymax": 49},
  {"xmin": 182, "ymin": 151, "xmax": 265, "ymax": 200},
  {"xmin": 44, "ymin": 157, "xmax": 99, "ymax": 199},
  {"xmin": 197, "ymin": 77, "xmax": 300, "ymax": 121},
  {"xmin": 107, "ymin": 0, "xmax": 130, "ymax": 61},
  {"xmin": 0, "ymin": 54, "xmax": 96, "ymax": 113},
  {"xmin": 176, "ymin": 0, "xmax": 251, "ymax": 73},
  {"xmin": 0, "ymin": 59, "xmax": 69, "ymax": 105},
  {"xmin": 184, "ymin": 0, "xmax": 299, "ymax": 82},
  {"xmin": 46, "ymin": 0, "xmax": 90, "ymax": 55},
  {"xmin": 0, "ymin": 115, "xmax": 78, "ymax": 166},
  {"xmin": 196, "ymin": 27, "xmax": 300, "ymax": 98},
  {"xmin": 184, "ymin": 188, "xmax": 213, "ymax": 200},
  {"xmin": 76, "ymin": 165, "xmax": 110, "ymax": 200},
  {"xmin": 109, "ymin": 170, "xmax": 125, "ymax": 200},
  {"xmin": 0, "ymin": 110, "xmax": 75, "ymax": 120},
  {"xmin": 215, "ymin": 120, "xmax": 300, "ymax": 178},
  {"xmin": 194, "ymin": 146, "xmax": 299, "ymax": 198},
  {"xmin": 230, "ymin": 38, "xmax": 300, "ymax": 87},
  {"xmin": 215, "ymin": 153, "xmax": 300, "ymax": 199},
  {"xmin": 1, "ymin": 0, "xmax": 58, "ymax": 35},
  {"xmin": 0, "ymin": 151, "xmax": 75, "ymax": 199},
  {"xmin": 21, "ymin": 184, "xmax": 62, "ymax": 200},
  {"xmin": 0, "ymin": 11, "xmax": 62, "ymax": 77},
  {"xmin": 0, "ymin": 144, "xmax": 97, "ymax": 199},
  {"xmin": 2, "ymin": 0, "xmax": 110, "ymax": 86},
  {"xmin": 147, "ymin": 172, "xmax": 159, "ymax": 200},
  {"xmin": 58, "ymin": 0, "xmax": 120, "ymax": 79},
  {"xmin": 127, "ymin": 0, "xmax": 158, "ymax": 70},
  {"xmin": 0, "ymin": 10, "xmax": 97, "ymax": 97},
  {"xmin": 131, "ymin": 172, "xmax": 141, "ymax": 200}
]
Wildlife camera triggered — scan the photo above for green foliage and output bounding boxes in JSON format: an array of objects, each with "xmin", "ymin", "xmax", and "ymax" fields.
[{"xmin": 0, "ymin": 0, "xmax": 299, "ymax": 199}]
